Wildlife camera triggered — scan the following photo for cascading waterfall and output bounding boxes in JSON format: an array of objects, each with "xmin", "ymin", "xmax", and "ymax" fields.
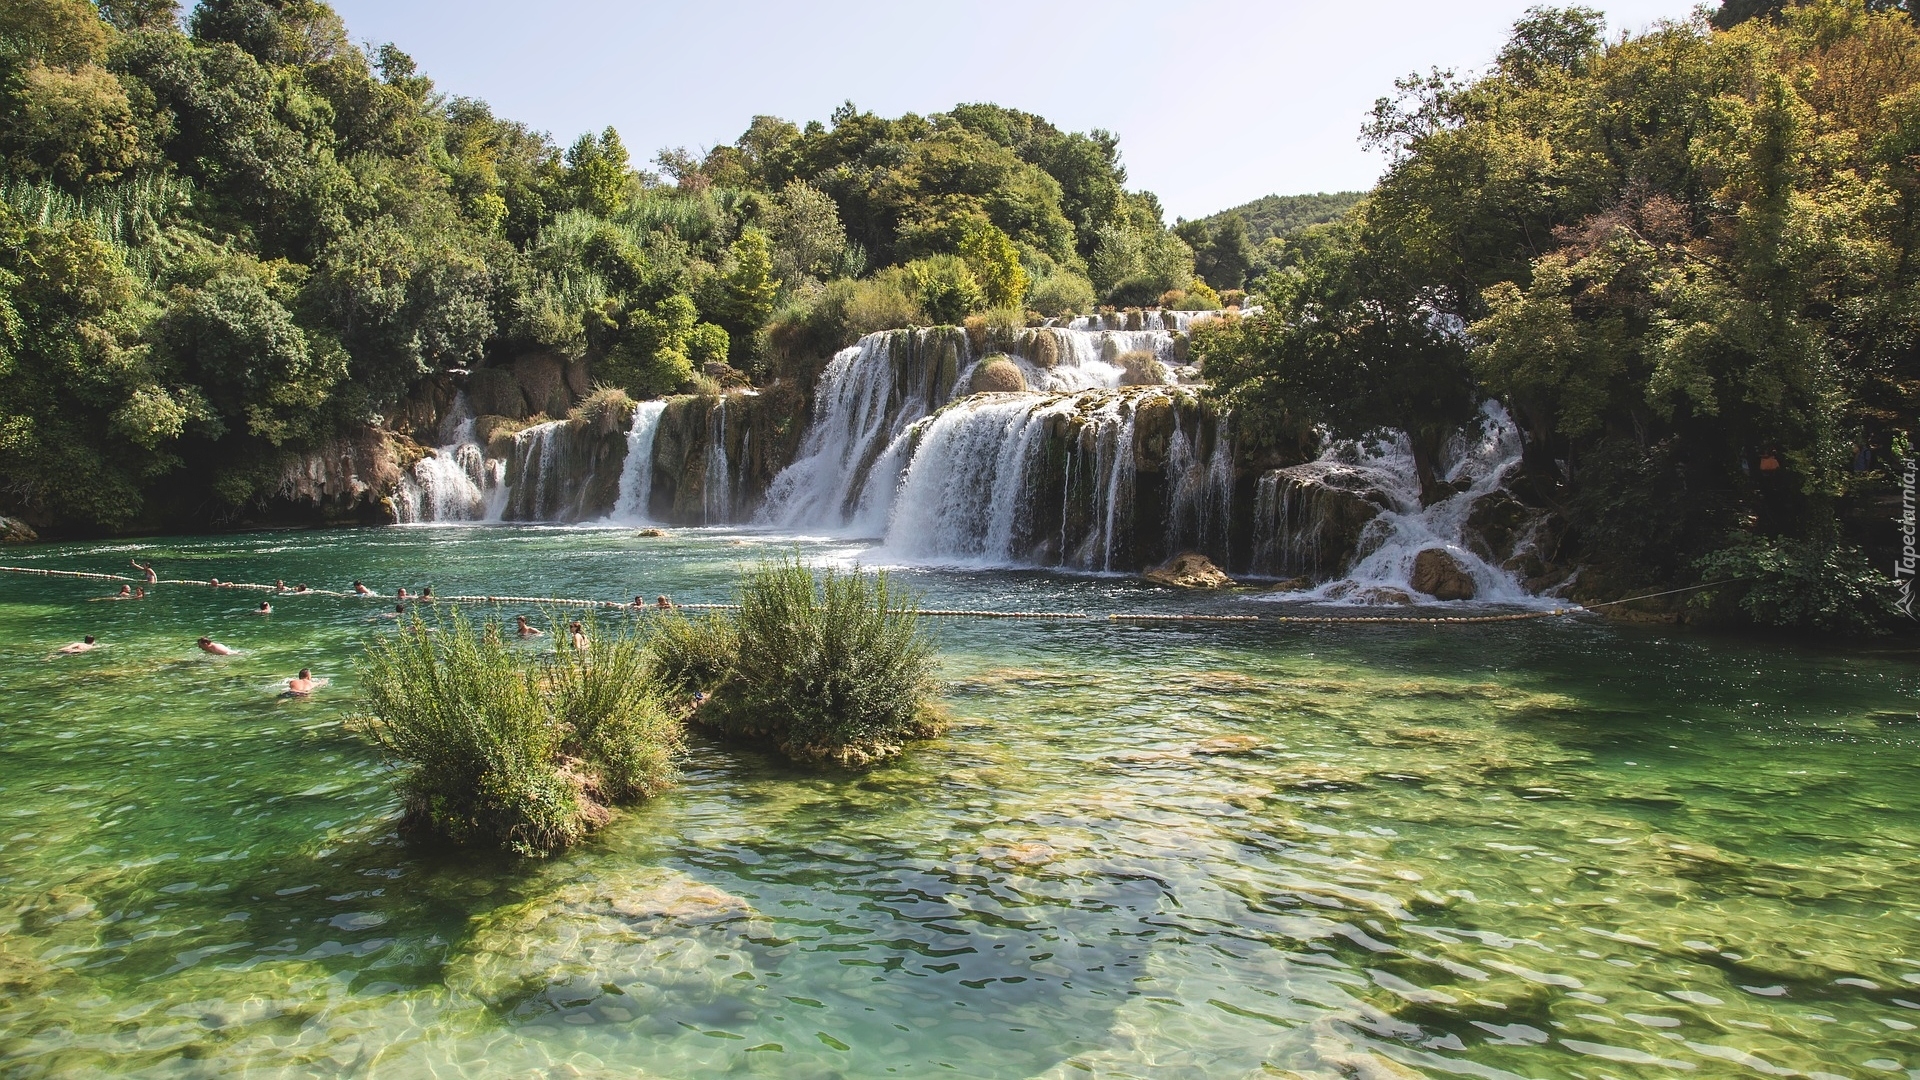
[
  {"xmin": 611, "ymin": 400, "xmax": 668, "ymax": 522},
  {"xmin": 498, "ymin": 420, "xmax": 569, "ymax": 521},
  {"xmin": 758, "ymin": 318, "xmax": 1218, "ymax": 547},
  {"xmin": 392, "ymin": 393, "xmax": 503, "ymax": 523},
  {"xmin": 703, "ymin": 398, "xmax": 732, "ymax": 525},
  {"xmin": 1251, "ymin": 402, "xmax": 1544, "ymax": 603}
]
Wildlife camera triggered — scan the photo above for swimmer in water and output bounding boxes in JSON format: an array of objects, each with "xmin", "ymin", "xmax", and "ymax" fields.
[
  {"xmin": 384, "ymin": 603, "xmax": 406, "ymax": 619},
  {"xmin": 285, "ymin": 668, "xmax": 327, "ymax": 696},
  {"xmin": 353, "ymin": 581, "xmax": 371, "ymax": 595},
  {"xmin": 421, "ymin": 586, "xmax": 433, "ymax": 599},
  {"xmin": 133, "ymin": 587, "xmax": 145, "ymax": 599},
  {"xmin": 632, "ymin": 594, "xmax": 646, "ymax": 608},
  {"xmin": 54, "ymin": 635, "xmax": 98, "ymax": 656},
  {"xmin": 655, "ymin": 595, "xmax": 673, "ymax": 610},
  {"xmin": 396, "ymin": 587, "xmax": 410, "ymax": 601},
  {"xmin": 515, "ymin": 615, "xmax": 543, "ymax": 638},
  {"xmin": 95, "ymin": 585, "xmax": 132, "ymax": 601},
  {"xmin": 294, "ymin": 583, "xmax": 309, "ymax": 593},
  {"xmin": 275, "ymin": 579, "xmax": 287, "ymax": 593},
  {"xmin": 209, "ymin": 577, "xmax": 222, "ymax": 588},
  {"xmin": 255, "ymin": 601, "xmax": 272, "ymax": 614},
  {"xmin": 130, "ymin": 559, "xmax": 158, "ymax": 584},
  {"xmin": 197, "ymin": 637, "xmax": 236, "ymax": 656},
  {"xmin": 569, "ymin": 621, "xmax": 588, "ymax": 650}
]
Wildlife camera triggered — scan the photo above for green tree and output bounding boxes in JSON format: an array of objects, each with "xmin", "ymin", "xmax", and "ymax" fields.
[{"xmin": 957, "ymin": 220, "xmax": 1027, "ymax": 309}]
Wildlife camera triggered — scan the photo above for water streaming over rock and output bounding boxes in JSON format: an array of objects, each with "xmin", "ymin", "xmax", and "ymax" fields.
[
  {"xmin": 611, "ymin": 400, "xmax": 668, "ymax": 522},
  {"xmin": 758, "ymin": 318, "xmax": 1223, "ymax": 563},
  {"xmin": 1249, "ymin": 402, "xmax": 1549, "ymax": 603},
  {"xmin": 392, "ymin": 393, "xmax": 503, "ymax": 523}
]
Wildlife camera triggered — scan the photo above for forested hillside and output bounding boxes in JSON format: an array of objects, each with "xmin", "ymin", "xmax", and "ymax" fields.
[
  {"xmin": 0, "ymin": 0, "xmax": 1209, "ymax": 533},
  {"xmin": 1198, "ymin": 0, "xmax": 1917, "ymax": 632}
]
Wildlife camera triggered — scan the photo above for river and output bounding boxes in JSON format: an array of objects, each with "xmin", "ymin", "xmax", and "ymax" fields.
[{"xmin": 1, "ymin": 524, "xmax": 1915, "ymax": 1078}]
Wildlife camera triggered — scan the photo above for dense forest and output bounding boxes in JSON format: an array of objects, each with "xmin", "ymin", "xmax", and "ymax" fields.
[
  {"xmin": 1196, "ymin": 0, "xmax": 1919, "ymax": 633},
  {"xmin": 0, "ymin": 0, "xmax": 1212, "ymax": 532}
]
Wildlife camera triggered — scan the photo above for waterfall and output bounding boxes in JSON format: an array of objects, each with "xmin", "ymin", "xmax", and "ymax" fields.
[
  {"xmin": 611, "ymin": 400, "xmax": 668, "ymax": 522},
  {"xmin": 1252, "ymin": 402, "xmax": 1542, "ymax": 603},
  {"xmin": 758, "ymin": 319, "xmax": 1203, "ymax": 537},
  {"xmin": 875, "ymin": 386, "xmax": 1209, "ymax": 571},
  {"xmin": 392, "ymin": 393, "xmax": 504, "ymax": 523},
  {"xmin": 499, "ymin": 420, "xmax": 569, "ymax": 521},
  {"xmin": 703, "ymin": 398, "xmax": 732, "ymax": 526}
]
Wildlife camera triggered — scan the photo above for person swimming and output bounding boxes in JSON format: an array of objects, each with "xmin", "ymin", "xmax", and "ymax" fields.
[
  {"xmin": 353, "ymin": 581, "xmax": 371, "ymax": 595},
  {"xmin": 94, "ymin": 585, "xmax": 132, "ymax": 601},
  {"xmin": 632, "ymin": 594, "xmax": 647, "ymax": 608},
  {"xmin": 569, "ymin": 621, "xmax": 588, "ymax": 650},
  {"xmin": 396, "ymin": 587, "xmax": 410, "ymax": 600},
  {"xmin": 133, "ymin": 587, "xmax": 145, "ymax": 599},
  {"xmin": 384, "ymin": 603, "xmax": 406, "ymax": 619},
  {"xmin": 209, "ymin": 577, "xmax": 223, "ymax": 587},
  {"xmin": 130, "ymin": 559, "xmax": 157, "ymax": 584},
  {"xmin": 515, "ymin": 615, "xmax": 543, "ymax": 637},
  {"xmin": 54, "ymin": 635, "xmax": 98, "ymax": 655},
  {"xmin": 420, "ymin": 586, "xmax": 433, "ymax": 599},
  {"xmin": 197, "ymin": 637, "xmax": 236, "ymax": 656},
  {"xmin": 255, "ymin": 601, "xmax": 272, "ymax": 614},
  {"xmin": 285, "ymin": 668, "xmax": 327, "ymax": 696},
  {"xmin": 274, "ymin": 579, "xmax": 287, "ymax": 593},
  {"xmin": 655, "ymin": 595, "xmax": 674, "ymax": 610},
  {"xmin": 294, "ymin": 583, "xmax": 310, "ymax": 593}
]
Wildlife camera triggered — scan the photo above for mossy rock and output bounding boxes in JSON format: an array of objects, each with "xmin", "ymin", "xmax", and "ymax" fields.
[
  {"xmin": 466, "ymin": 366, "xmax": 528, "ymax": 420},
  {"xmin": 1117, "ymin": 350, "xmax": 1167, "ymax": 386},
  {"xmin": 969, "ymin": 356, "xmax": 1027, "ymax": 394}
]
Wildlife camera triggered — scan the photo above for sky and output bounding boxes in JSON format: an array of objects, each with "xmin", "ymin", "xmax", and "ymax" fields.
[{"xmin": 326, "ymin": 0, "xmax": 1707, "ymax": 222}]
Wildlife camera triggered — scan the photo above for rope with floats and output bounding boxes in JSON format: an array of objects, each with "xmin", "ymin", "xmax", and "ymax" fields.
[{"xmin": 0, "ymin": 566, "xmax": 1736, "ymax": 624}]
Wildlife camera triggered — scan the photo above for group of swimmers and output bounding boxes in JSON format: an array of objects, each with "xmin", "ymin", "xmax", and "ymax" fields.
[{"xmin": 55, "ymin": 561, "xmax": 667, "ymax": 692}]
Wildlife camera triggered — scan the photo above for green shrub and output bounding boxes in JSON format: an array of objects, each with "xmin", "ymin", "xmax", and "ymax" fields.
[
  {"xmin": 903, "ymin": 254, "xmax": 984, "ymax": 325},
  {"xmin": 656, "ymin": 558, "xmax": 942, "ymax": 767},
  {"xmin": 357, "ymin": 608, "xmax": 682, "ymax": 855},
  {"xmin": 1693, "ymin": 533, "xmax": 1902, "ymax": 637},
  {"xmin": 648, "ymin": 609, "xmax": 739, "ymax": 696},
  {"xmin": 1028, "ymin": 271, "xmax": 1096, "ymax": 318}
]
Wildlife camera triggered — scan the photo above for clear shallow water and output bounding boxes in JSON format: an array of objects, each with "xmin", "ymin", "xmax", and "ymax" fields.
[{"xmin": 1, "ymin": 524, "xmax": 1918, "ymax": 1079}]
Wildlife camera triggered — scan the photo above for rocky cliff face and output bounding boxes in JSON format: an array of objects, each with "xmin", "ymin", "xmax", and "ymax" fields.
[{"xmin": 643, "ymin": 385, "xmax": 809, "ymax": 525}]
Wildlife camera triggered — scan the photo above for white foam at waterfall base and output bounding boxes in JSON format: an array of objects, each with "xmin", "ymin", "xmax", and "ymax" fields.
[
  {"xmin": 392, "ymin": 393, "xmax": 502, "ymax": 523},
  {"xmin": 609, "ymin": 400, "xmax": 668, "ymax": 523},
  {"xmin": 1276, "ymin": 402, "xmax": 1553, "ymax": 607},
  {"xmin": 876, "ymin": 395, "xmax": 1077, "ymax": 566}
]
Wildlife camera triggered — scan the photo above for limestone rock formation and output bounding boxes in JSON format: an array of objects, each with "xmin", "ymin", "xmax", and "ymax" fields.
[
  {"xmin": 0, "ymin": 516, "xmax": 38, "ymax": 543},
  {"xmin": 1143, "ymin": 552, "xmax": 1234, "ymax": 589},
  {"xmin": 1116, "ymin": 349, "xmax": 1167, "ymax": 386},
  {"xmin": 1411, "ymin": 547, "xmax": 1477, "ymax": 600}
]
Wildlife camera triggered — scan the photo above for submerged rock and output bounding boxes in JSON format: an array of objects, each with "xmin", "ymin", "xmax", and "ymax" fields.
[
  {"xmin": 449, "ymin": 867, "xmax": 759, "ymax": 1008},
  {"xmin": 1411, "ymin": 548, "xmax": 1477, "ymax": 600},
  {"xmin": 1143, "ymin": 552, "xmax": 1234, "ymax": 589}
]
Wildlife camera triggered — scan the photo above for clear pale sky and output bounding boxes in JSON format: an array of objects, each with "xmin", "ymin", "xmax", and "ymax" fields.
[{"xmin": 326, "ymin": 0, "xmax": 1705, "ymax": 221}]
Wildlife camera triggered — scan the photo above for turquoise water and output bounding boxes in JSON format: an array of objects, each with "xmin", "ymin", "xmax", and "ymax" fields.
[{"xmin": 1, "ymin": 524, "xmax": 1918, "ymax": 1078}]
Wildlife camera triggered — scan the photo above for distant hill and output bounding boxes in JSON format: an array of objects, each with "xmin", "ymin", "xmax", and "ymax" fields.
[{"xmin": 1196, "ymin": 191, "xmax": 1365, "ymax": 243}]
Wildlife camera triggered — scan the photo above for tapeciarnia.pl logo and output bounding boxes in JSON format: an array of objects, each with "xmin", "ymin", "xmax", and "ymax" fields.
[{"xmin": 1900, "ymin": 454, "xmax": 1917, "ymax": 619}]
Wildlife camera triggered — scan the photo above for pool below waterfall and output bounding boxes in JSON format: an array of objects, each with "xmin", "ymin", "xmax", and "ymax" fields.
[{"xmin": 1, "ymin": 524, "xmax": 1917, "ymax": 1079}]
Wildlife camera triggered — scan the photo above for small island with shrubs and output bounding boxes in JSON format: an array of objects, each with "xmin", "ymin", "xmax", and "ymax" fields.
[{"xmin": 353, "ymin": 558, "xmax": 940, "ymax": 855}]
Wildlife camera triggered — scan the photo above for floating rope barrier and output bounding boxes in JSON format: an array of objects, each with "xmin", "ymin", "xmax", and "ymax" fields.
[
  {"xmin": 1109, "ymin": 613, "xmax": 1260, "ymax": 623},
  {"xmin": 923, "ymin": 610, "xmax": 1087, "ymax": 619},
  {"xmin": 0, "ymin": 565, "xmax": 1738, "ymax": 625}
]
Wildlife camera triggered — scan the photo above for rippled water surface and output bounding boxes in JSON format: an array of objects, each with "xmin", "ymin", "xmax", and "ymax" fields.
[{"xmin": 2, "ymin": 525, "xmax": 1918, "ymax": 1079}]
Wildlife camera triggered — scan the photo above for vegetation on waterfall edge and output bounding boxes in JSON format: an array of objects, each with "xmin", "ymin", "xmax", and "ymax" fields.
[
  {"xmin": 652, "ymin": 558, "xmax": 944, "ymax": 768},
  {"xmin": 355, "ymin": 608, "xmax": 681, "ymax": 857}
]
